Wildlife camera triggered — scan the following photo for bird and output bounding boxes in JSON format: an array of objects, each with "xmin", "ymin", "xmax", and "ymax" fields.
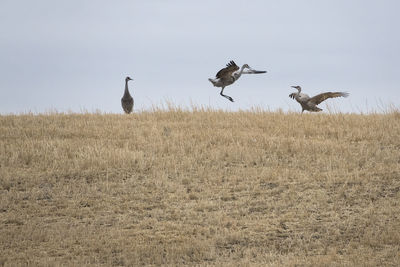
[
  {"xmin": 289, "ymin": 86, "xmax": 349, "ymax": 113},
  {"xmin": 121, "ymin": 76, "xmax": 134, "ymax": 114},
  {"xmin": 208, "ymin": 60, "xmax": 267, "ymax": 102}
]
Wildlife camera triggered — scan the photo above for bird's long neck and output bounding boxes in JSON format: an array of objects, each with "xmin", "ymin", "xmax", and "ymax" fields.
[
  {"xmin": 124, "ymin": 80, "xmax": 131, "ymax": 97},
  {"xmin": 234, "ymin": 65, "xmax": 247, "ymax": 81}
]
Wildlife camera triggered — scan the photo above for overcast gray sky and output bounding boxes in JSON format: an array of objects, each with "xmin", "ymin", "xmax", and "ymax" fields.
[{"xmin": 1, "ymin": 0, "xmax": 399, "ymax": 114}]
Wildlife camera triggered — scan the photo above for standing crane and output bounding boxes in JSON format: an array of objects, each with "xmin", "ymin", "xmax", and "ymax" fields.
[
  {"xmin": 121, "ymin": 76, "xmax": 134, "ymax": 114},
  {"xmin": 208, "ymin": 60, "xmax": 267, "ymax": 102},
  {"xmin": 289, "ymin": 86, "xmax": 349, "ymax": 113}
]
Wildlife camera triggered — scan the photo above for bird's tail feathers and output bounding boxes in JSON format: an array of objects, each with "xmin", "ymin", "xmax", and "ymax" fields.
[{"xmin": 208, "ymin": 78, "xmax": 217, "ymax": 86}]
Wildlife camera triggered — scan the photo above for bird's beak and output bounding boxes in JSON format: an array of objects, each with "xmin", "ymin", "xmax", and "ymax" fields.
[{"xmin": 291, "ymin": 86, "xmax": 297, "ymax": 88}]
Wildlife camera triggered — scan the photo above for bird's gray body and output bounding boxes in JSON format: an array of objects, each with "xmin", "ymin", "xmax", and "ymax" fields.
[
  {"xmin": 121, "ymin": 77, "xmax": 134, "ymax": 114},
  {"xmin": 289, "ymin": 86, "xmax": 349, "ymax": 113}
]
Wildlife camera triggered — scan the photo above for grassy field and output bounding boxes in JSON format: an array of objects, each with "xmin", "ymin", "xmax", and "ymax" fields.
[{"xmin": 1, "ymin": 109, "xmax": 400, "ymax": 266}]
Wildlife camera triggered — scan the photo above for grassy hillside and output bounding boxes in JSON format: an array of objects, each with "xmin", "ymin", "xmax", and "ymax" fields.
[{"xmin": 1, "ymin": 110, "xmax": 400, "ymax": 266}]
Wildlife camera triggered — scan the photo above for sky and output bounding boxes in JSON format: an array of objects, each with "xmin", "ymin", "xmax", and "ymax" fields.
[{"xmin": 1, "ymin": 0, "xmax": 399, "ymax": 114}]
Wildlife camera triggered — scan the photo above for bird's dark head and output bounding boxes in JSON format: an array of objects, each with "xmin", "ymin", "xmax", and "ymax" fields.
[
  {"xmin": 242, "ymin": 64, "xmax": 250, "ymax": 69},
  {"xmin": 291, "ymin": 86, "xmax": 301, "ymax": 92},
  {"xmin": 126, "ymin": 76, "xmax": 133, "ymax": 82}
]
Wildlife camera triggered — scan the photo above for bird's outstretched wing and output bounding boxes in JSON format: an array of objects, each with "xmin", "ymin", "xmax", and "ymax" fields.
[
  {"xmin": 309, "ymin": 92, "xmax": 349, "ymax": 105},
  {"xmin": 216, "ymin": 60, "xmax": 240, "ymax": 79},
  {"xmin": 289, "ymin": 93, "xmax": 297, "ymax": 99}
]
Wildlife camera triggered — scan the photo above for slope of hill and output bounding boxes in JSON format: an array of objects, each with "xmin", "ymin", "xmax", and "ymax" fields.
[{"xmin": 1, "ymin": 110, "xmax": 399, "ymax": 266}]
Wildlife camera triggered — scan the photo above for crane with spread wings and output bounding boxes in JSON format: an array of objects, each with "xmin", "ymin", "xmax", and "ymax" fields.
[
  {"xmin": 289, "ymin": 86, "xmax": 349, "ymax": 113},
  {"xmin": 208, "ymin": 60, "xmax": 267, "ymax": 102}
]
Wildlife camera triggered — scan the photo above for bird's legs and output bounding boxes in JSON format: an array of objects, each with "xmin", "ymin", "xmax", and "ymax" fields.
[{"xmin": 220, "ymin": 87, "xmax": 234, "ymax": 102}]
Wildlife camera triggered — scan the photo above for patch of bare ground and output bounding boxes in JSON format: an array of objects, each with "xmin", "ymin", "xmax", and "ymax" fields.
[{"xmin": 1, "ymin": 110, "xmax": 399, "ymax": 266}]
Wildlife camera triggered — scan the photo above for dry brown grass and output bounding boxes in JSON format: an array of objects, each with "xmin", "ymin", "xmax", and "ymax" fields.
[{"xmin": 1, "ymin": 109, "xmax": 400, "ymax": 266}]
